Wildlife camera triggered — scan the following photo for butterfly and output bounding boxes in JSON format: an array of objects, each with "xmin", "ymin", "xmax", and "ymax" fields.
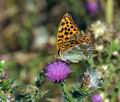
[{"xmin": 56, "ymin": 13, "xmax": 94, "ymax": 63}]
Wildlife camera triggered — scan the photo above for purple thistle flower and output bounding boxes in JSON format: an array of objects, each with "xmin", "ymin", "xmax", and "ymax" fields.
[
  {"xmin": 86, "ymin": 0, "xmax": 99, "ymax": 15},
  {"xmin": 44, "ymin": 59, "xmax": 71, "ymax": 83},
  {"xmin": 91, "ymin": 94, "xmax": 102, "ymax": 102}
]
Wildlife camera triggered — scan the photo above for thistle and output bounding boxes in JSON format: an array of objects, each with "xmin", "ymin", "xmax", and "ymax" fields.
[{"xmin": 44, "ymin": 59, "xmax": 71, "ymax": 83}]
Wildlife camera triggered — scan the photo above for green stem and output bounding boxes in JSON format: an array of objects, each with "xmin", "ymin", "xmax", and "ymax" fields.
[
  {"xmin": 59, "ymin": 82, "xmax": 73, "ymax": 102},
  {"xmin": 79, "ymin": 98, "xmax": 83, "ymax": 102},
  {"xmin": 105, "ymin": 0, "xmax": 114, "ymax": 25}
]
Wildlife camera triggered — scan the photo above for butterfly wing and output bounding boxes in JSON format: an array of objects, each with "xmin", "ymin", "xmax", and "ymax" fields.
[
  {"xmin": 78, "ymin": 32, "xmax": 94, "ymax": 56},
  {"xmin": 58, "ymin": 33, "xmax": 94, "ymax": 63},
  {"xmin": 56, "ymin": 13, "xmax": 94, "ymax": 63},
  {"xmin": 59, "ymin": 46, "xmax": 87, "ymax": 63},
  {"xmin": 57, "ymin": 13, "xmax": 81, "ymax": 55},
  {"xmin": 59, "ymin": 43, "xmax": 94, "ymax": 63}
]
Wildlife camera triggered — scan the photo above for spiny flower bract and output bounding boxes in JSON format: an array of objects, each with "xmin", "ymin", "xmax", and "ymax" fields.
[{"xmin": 83, "ymin": 69, "xmax": 102, "ymax": 89}]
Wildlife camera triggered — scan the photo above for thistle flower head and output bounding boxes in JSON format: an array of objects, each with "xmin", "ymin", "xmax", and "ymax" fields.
[
  {"xmin": 44, "ymin": 59, "xmax": 71, "ymax": 83},
  {"xmin": 91, "ymin": 94, "xmax": 102, "ymax": 102},
  {"xmin": 86, "ymin": 0, "xmax": 99, "ymax": 15}
]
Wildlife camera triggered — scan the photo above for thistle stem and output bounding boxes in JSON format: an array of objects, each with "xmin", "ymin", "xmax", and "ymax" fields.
[
  {"xmin": 79, "ymin": 97, "xmax": 84, "ymax": 102},
  {"xmin": 59, "ymin": 82, "xmax": 73, "ymax": 102},
  {"xmin": 105, "ymin": 0, "xmax": 114, "ymax": 25}
]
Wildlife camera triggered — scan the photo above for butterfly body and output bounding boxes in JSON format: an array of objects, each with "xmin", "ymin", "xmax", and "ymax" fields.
[{"xmin": 56, "ymin": 13, "xmax": 94, "ymax": 62}]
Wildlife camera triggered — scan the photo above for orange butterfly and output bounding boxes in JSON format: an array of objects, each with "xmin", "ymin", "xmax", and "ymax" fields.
[{"xmin": 56, "ymin": 13, "xmax": 94, "ymax": 63}]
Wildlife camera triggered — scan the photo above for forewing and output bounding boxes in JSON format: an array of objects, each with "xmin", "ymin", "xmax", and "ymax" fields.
[{"xmin": 57, "ymin": 13, "xmax": 80, "ymax": 55}]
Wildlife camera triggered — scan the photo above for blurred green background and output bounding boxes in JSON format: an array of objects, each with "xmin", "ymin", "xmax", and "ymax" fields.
[{"xmin": 0, "ymin": 0, "xmax": 120, "ymax": 102}]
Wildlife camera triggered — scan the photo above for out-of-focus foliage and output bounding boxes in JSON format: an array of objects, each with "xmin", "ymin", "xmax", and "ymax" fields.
[{"xmin": 0, "ymin": 0, "xmax": 120, "ymax": 102}]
